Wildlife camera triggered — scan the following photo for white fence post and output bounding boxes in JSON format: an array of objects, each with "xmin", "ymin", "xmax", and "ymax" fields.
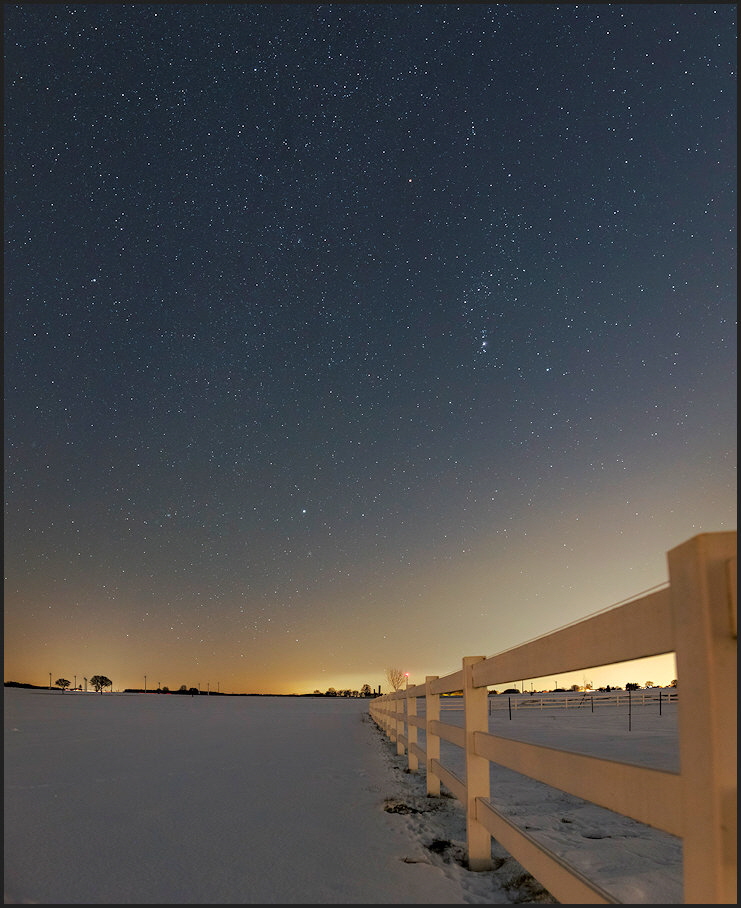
[
  {"xmin": 395, "ymin": 693, "xmax": 405, "ymax": 756},
  {"xmin": 407, "ymin": 693, "xmax": 418, "ymax": 771},
  {"xmin": 463, "ymin": 655, "xmax": 492, "ymax": 871},
  {"xmin": 387, "ymin": 695, "xmax": 397, "ymax": 744},
  {"xmin": 668, "ymin": 532, "xmax": 737, "ymax": 904},
  {"xmin": 425, "ymin": 675, "xmax": 440, "ymax": 797}
]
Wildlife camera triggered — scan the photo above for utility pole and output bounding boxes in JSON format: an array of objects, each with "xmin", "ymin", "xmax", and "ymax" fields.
[
  {"xmin": 144, "ymin": 675, "xmax": 147, "ymax": 693},
  {"xmin": 49, "ymin": 672, "xmax": 52, "ymax": 689},
  {"xmin": 74, "ymin": 675, "xmax": 77, "ymax": 691}
]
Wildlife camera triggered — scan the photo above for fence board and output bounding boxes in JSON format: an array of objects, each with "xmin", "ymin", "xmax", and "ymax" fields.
[
  {"xmin": 475, "ymin": 798, "xmax": 619, "ymax": 904},
  {"xmin": 473, "ymin": 731, "xmax": 682, "ymax": 835},
  {"xmin": 472, "ymin": 588, "xmax": 672, "ymax": 689}
]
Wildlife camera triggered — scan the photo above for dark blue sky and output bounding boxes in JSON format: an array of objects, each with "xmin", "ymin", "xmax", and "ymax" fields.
[{"xmin": 5, "ymin": 3, "xmax": 736, "ymax": 694}]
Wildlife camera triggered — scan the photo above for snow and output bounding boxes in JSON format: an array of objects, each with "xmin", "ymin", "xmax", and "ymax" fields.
[{"xmin": 4, "ymin": 688, "xmax": 682, "ymax": 904}]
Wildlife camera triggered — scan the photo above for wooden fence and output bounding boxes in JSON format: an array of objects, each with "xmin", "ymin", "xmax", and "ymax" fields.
[{"xmin": 369, "ymin": 531, "xmax": 736, "ymax": 904}]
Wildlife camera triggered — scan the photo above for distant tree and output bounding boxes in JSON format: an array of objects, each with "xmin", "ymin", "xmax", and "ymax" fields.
[
  {"xmin": 55, "ymin": 678, "xmax": 70, "ymax": 692},
  {"xmin": 570, "ymin": 684, "xmax": 580, "ymax": 691},
  {"xmin": 161, "ymin": 686, "xmax": 169, "ymax": 693},
  {"xmin": 89, "ymin": 675, "xmax": 112, "ymax": 694},
  {"xmin": 325, "ymin": 687, "xmax": 337, "ymax": 696},
  {"xmin": 670, "ymin": 679, "xmax": 678, "ymax": 688},
  {"xmin": 188, "ymin": 687, "xmax": 198, "ymax": 696},
  {"xmin": 385, "ymin": 667, "xmax": 406, "ymax": 691},
  {"xmin": 645, "ymin": 681, "xmax": 655, "ymax": 688},
  {"xmin": 179, "ymin": 685, "xmax": 188, "ymax": 693},
  {"xmin": 625, "ymin": 682, "xmax": 640, "ymax": 691},
  {"xmin": 313, "ymin": 689, "xmax": 322, "ymax": 695},
  {"xmin": 360, "ymin": 683, "xmax": 371, "ymax": 697}
]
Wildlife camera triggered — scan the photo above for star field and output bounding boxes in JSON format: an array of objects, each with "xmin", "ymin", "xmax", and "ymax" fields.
[{"xmin": 4, "ymin": 3, "xmax": 736, "ymax": 694}]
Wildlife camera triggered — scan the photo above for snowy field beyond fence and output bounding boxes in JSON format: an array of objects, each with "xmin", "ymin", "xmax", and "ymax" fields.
[
  {"xmin": 436, "ymin": 694, "xmax": 684, "ymax": 901},
  {"xmin": 4, "ymin": 687, "xmax": 690, "ymax": 904}
]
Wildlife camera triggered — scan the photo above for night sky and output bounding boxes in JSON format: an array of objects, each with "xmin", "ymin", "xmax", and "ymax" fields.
[{"xmin": 5, "ymin": 3, "xmax": 736, "ymax": 695}]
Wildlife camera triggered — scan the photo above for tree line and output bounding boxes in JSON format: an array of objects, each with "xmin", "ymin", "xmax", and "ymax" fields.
[
  {"xmin": 53, "ymin": 676, "xmax": 111, "ymax": 693},
  {"xmin": 49, "ymin": 680, "xmax": 381, "ymax": 697},
  {"xmin": 12, "ymin": 672, "xmax": 680, "ymax": 697},
  {"xmin": 312, "ymin": 684, "xmax": 377, "ymax": 697}
]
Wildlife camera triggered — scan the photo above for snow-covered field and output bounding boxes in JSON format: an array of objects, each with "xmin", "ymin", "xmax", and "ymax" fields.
[
  {"xmin": 412, "ymin": 694, "xmax": 682, "ymax": 903},
  {"xmin": 4, "ymin": 688, "xmax": 681, "ymax": 903}
]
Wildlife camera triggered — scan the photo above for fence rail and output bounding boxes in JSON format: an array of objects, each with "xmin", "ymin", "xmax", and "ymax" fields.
[{"xmin": 369, "ymin": 532, "xmax": 737, "ymax": 904}]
